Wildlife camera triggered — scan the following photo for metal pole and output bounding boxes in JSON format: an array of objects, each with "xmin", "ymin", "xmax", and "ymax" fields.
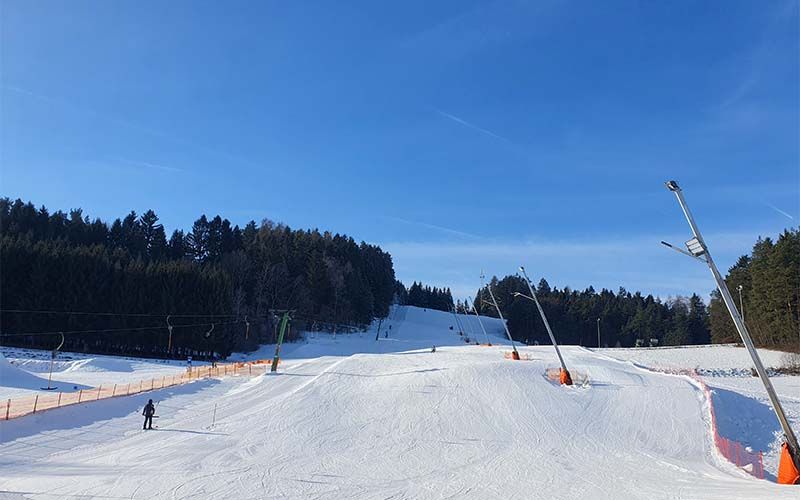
[
  {"xmin": 519, "ymin": 267, "xmax": 568, "ymax": 372},
  {"xmin": 665, "ymin": 180, "xmax": 799, "ymax": 470},
  {"xmin": 271, "ymin": 312, "xmax": 290, "ymax": 373},
  {"xmin": 597, "ymin": 318, "xmax": 601, "ymax": 348},
  {"xmin": 167, "ymin": 315, "xmax": 174, "ymax": 354},
  {"xmin": 374, "ymin": 318, "xmax": 383, "ymax": 341},
  {"xmin": 737, "ymin": 285, "xmax": 745, "ymax": 323},
  {"xmin": 46, "ymin": 355, "xmax": 55, "ymax": 390},
  {"xmin": 468, "ymin": 296, "xmax": 491, "ymax": 345},
  {"xmin": 453, "ymin": 306, "xmax": 468, "ymax": 337},
  {"xmin": 449, "ymin": 307, "xmax": 463, "ymax": 336},
  {"xmin": 485, "ymin": 281, "xmax": 517, "ymax": 353}
]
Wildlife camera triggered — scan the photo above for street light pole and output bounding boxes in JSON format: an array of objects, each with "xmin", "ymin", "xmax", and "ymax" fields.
[
  {"xmin": 737, "ymin": 284, "xmax": 745, "ymax": 323},
  {"xmin": 597, "ymin": 318, "xmax": 601, "ymax": 348},
  {"xmin": 663, "ymin": 180, "xmax": 799, "ymax": 476}
]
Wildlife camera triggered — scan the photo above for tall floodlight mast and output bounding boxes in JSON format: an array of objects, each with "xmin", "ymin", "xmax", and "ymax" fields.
[
  {"xmin": 517, "ymin": 266, "xmax": 572, "ymax": 385},
  {"xmin": 485, "ymin": 279, "xmax": 519, "ymax": 359},
  {"xmin": 662, "ymin": 180, "xmax": 799, "ymax": 480}
]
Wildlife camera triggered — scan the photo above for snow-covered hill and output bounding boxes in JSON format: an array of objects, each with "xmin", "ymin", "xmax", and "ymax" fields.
[{"xmin": 0, "ymin": 306, "xmax": 796, "ymax": 499}]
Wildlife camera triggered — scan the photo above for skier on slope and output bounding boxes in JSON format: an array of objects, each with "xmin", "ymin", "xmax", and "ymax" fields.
[{"xmin": 142, "ymin": 399, "xmax": 156, "ymax": 430}]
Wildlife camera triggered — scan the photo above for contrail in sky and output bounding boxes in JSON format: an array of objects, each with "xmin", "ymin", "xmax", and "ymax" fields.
[
  {"xmin": 435, "ymin": 109, "xmax": 511, "ymax": 143},
  {"xmin": 384, "ymin": 216, "xmax": 483, "ymax": 240},
  {"xmin": 763, "ymin": 201, "xmax": 794, "ymax": 220},
  {"xmin": 116, "ymin": 158, "xmax": 185, "ymax": 173}
]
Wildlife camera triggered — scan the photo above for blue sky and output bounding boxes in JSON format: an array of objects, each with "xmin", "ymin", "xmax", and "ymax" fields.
[{"xmin": 2, "ymin": 1, "xmax": 798, "ymax": 301}]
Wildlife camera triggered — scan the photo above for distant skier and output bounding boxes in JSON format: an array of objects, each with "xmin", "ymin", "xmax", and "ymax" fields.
[
  {"xmin": 142, "ymin": 399, "xmax": 156, "ymax": 430},
  {"xmin": 431, "ymin": 346, "xmax": 436, "ymax": 353}
]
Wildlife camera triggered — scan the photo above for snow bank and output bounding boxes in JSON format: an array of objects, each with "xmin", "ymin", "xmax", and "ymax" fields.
[{"xmin": 0, "ymin": 352, "xmax": 59, "ymax": 392}]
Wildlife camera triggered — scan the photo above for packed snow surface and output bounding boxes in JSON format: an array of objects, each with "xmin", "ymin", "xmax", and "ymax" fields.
[
  {"xmin": 0, "ymin": 307, "xmax": 797, "ymax": 499},
  {"xmin": 601, "ymin": 344, "xmax": 799, "ymax": 481}
]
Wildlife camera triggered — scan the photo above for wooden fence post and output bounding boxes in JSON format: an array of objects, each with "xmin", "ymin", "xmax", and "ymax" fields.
[
  {"xmin": 57, "ymin": 392, "xmax": 62, "ymax": 407},
  {"xmin": 33, "ymin": 395, "xmax": 39, "ymax": 413},
  {"xmin": 112, "ymin": 384, "xmax": 117, "ymax": 397},
  {"xmin": 78, "ymin": 390, "xmax": 83, "ymax": 403},
  {"xmin": 6, "ymin": 399, "xmax": 10, "ymax": 420},
  {"xmin": 97, "ymin": 386, "xmax": 102, "ymax": 400}
]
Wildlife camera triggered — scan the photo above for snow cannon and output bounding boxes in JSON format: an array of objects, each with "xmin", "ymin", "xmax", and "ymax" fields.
[
  {"xmin": 559, "ymin": 368, "xmax": 573, "ymax": 386},
  {"xmin": 777, "ymin": 442, "xmax": 799, "ymax": 485},
  {"xmin": 511, "ymin": 350, "xmax": 520, "ymax": 361}
]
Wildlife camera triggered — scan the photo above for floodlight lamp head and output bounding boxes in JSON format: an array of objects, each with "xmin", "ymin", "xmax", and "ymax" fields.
[
  {"xmin": 665, "ymin": 180, "xmax": 681, "ymax": 192},
  {"xmin": 685, "ymin": 237, "xmax": 706, "ymax": 257},
  {"xmin": 519, "ymin": 266, "xmax": 525, "ymax": 272}
]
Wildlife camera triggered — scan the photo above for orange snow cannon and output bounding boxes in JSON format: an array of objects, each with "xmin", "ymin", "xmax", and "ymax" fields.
[
  {"xmin": 559, "ymin": 368, "xmax": 573, "ymax": 386},
  {"xmin": 777, "ymin": 443, "xmax": 799, "ymax": 485},
  {"xmin": 511, "ymin": 350, "xmax": 520, "ymax": 361}
]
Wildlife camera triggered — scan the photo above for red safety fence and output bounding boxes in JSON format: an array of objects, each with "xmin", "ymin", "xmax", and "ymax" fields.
[
  {"xmin": 2, "ymin": 360, "xmax": 272, "ymax": 421},
  {"xmin": 652, "ymin": 368, "xmax": 764, "ymax": 480}
]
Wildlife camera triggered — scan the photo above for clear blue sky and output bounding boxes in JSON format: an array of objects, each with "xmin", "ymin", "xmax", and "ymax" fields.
[{"xmin": 2, "ymin": 1, "xmax": 798, "ymax": 301}]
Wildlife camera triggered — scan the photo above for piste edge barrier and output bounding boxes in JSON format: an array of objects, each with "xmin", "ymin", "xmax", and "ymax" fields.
[
  {"xmin": 2, "ymin": 360, "xmax": 274, "ymax": 421},
  {"xmin": 653, "ymin": 367, "xmax": 764, "ymax": 480}
]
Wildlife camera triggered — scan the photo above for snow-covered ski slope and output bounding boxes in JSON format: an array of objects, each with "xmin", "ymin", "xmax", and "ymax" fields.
[{"xmin": 0, "ymin": 306, "xmax": 796, "ymax": 499}]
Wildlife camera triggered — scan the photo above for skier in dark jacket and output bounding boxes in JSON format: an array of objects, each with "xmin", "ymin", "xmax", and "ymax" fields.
[{"xmin": 142, "ymin": 399, "xmax": 155, "ymax": 430}]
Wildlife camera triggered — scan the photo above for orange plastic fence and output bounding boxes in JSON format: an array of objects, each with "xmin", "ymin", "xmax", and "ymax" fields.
[
  {"xmin": 653, "ymin": 368, "xmax": 764, "ymax": 480},
  {"xmin": 2, "ymin": 360, "xmax": 270, "ymax": 421},
  {"xmin": 503, "ymin": 351, "xmax": 534, "ymax": 360}
]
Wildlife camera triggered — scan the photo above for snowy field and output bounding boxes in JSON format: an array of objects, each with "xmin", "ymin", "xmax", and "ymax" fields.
[
  {"xmin": 0, "ymin": 307, "xmax": 797, "ymax": 499},
  {"xmin": 599, "ymin": 344, "xmax": 791, "ymax": 375}
]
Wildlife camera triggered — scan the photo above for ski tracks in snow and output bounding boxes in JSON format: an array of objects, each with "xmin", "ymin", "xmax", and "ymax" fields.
[{"xmin": 1, "ymin": 308, "xmax": 797, "ymax": 500}]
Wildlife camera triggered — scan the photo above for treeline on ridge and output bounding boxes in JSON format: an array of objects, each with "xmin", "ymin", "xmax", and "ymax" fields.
[
  {"xmin": 471, "ymin": 228, "xmax": 798, "ymax": 350},
  {"xmin": 0, "ymin": 198, "xmax": 396, "ymax": 358}
]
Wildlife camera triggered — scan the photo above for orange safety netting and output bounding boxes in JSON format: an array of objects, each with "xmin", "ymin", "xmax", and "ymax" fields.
[
  {"xmin": 2, "ymin": 360, "xmax": 270, "ymax": 421},
  {"xmin": 503, "ymin": 351, "xmax": 533, "ymax": 360},
  {"xmin": 653, "ymin": 368, "xmax": 764, "ymax": 480}
]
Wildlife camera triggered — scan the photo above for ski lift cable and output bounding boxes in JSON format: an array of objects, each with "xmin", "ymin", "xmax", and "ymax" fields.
[
  {"xmin": 0, "ymin": 319, "xmax": 247, "ymax": 338},
  {"xmin": 0, "ymin": 309, "xmax": 247, "ymax": 318}
]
